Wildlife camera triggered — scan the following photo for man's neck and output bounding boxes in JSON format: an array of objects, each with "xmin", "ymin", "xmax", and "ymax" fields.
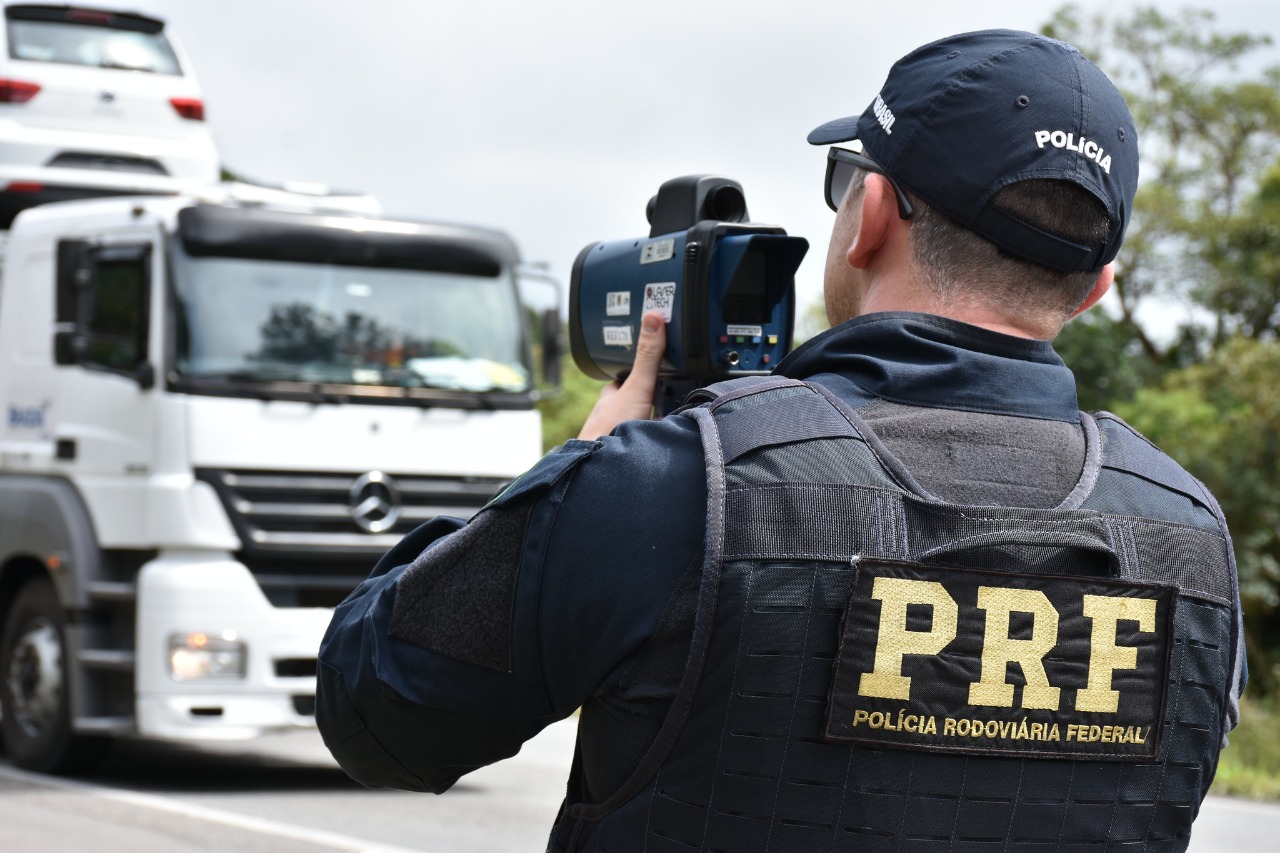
[{"xmin": 857, "ymin": 279, "xmax": 1057, "ymax": 341}]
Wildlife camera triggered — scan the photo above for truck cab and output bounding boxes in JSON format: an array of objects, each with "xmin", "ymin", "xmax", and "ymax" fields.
[{"xmin": 0, "ymin": 194, "xmax": 553, "ymax": 770}]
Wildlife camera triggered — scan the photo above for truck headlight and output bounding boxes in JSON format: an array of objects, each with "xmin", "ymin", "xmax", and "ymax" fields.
[{"xmin": 168, "ymin": 631, "xmax": 246, "ymax": 681}]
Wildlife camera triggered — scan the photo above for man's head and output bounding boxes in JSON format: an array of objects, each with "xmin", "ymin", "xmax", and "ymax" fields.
[{"xmin": 809, "ymin": 29, "xmax": 1139, "ymax": 336}]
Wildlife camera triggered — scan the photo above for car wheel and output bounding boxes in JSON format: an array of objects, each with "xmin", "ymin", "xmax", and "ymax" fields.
[{"xmin": 0, "ymin": 577, "xmax": 106, "ymax": 773}]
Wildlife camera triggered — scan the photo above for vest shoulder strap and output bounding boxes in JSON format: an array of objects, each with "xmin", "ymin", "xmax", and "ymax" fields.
[
  {"xmin": 1091, "ymin": 411, "xmax": 1221, "ymax": 517},
  {"xmin": 678, "ymin": 376, "xmax": 866, "ymax": 465},
  {"xmin": 677, "ymin": 374, "xmax": 808, "ymax": 408}
]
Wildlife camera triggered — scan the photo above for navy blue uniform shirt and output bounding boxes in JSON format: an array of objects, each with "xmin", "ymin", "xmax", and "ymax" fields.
[{"xmin": 316, "ymin": 312, "xmax": 1117, "ymax": 793}]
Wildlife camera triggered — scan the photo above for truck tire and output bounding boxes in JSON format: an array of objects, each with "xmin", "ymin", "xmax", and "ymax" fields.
[{"xmin": 0, "ymin": 576, "xmax": 106, "ymax": 773}]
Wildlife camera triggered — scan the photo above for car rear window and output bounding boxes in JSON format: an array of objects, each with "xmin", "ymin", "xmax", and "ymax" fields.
[{"xmin": 5, "ymin": 6, "xmax": 181, "ymax": 74}]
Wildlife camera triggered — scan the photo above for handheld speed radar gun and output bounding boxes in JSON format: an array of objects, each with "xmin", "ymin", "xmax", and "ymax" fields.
[{"xmin": 569, "ymin": 175, "xmax": 809, "ymax": 412}]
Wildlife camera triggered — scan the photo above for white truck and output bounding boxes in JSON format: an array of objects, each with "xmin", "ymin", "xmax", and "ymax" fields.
[{"xmin": 0, "ymin": 190, "xmax": 556, "ymax": 771}]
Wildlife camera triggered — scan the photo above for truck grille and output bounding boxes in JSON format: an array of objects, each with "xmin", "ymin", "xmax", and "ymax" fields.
[{"xmin": 196, "ymin": 468, "xmax": 506, "ymax": 607}]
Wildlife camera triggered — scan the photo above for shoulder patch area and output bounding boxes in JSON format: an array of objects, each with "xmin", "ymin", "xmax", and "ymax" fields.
[{"xmin": 390, "ymin": 495, "xmax": 536, "ymax": 671}]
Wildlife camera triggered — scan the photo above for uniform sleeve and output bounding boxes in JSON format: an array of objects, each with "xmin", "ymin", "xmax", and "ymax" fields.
[{"xmin": 316, "ymin": 417, "xmax": 706, "ymax": 792}]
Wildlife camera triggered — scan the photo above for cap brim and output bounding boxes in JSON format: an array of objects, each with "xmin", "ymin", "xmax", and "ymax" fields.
[{"xmin": 807, "ymin": 116, "xmax": 861, "ymax": 145}]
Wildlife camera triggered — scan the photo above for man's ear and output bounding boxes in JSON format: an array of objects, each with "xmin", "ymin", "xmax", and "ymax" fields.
[
  {"xmin": 1071, "ymin": 264, "xmax": 1114, "ymax": 318},
  {"xmin": 847, "ymin": 173, "xmax": 898, "ymax": 270}
]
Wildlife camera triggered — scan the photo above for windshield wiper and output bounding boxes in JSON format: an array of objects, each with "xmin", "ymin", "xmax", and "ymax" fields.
[
  {"xmin": 186, "ymin": 371, "xmax": 351, "ymax": 404},
  {"xmin": 183, "ymin": 370, "xmax": 525, "ymax": 407},
  {"xmin": 189, "ymin": 369, "xmax": 294, "ymax": 384},
  {"xmin": 99, "ymin": 60, "xmax": 155, "ymax": 72}
]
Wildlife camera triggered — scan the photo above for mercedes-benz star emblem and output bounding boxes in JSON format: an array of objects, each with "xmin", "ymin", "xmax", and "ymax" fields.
[{"xmin": 349, "ymin": 471, "xmax": 401, "ymax": 534}]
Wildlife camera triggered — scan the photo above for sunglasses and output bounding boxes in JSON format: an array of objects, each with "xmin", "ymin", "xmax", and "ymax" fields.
[{"xmin": 824, "ymin": 147, "xmax": 915, "ymax": 219}]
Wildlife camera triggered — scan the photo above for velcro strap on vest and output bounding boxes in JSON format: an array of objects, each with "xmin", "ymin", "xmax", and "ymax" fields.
[
  {"xmin": 715, "ymin": 391, "xmax": 861, "ymax": 463},
  {"xmin": 678, "ymin": 375, "xmax": 803, "ymax": 409},
  {"xmin": 1094, "ymin": 414, "xmax": 1213, "ymax": 511}
]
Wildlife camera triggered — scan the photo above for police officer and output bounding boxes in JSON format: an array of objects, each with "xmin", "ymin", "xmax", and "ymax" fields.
[{"xmin": 317, "ymin": 29, "xmax": 1246, "ymax": 852}]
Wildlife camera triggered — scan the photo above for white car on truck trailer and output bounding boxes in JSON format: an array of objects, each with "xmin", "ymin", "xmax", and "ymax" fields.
[
  {"xmin": 0, "ymin": 192, "xmax": 556, "ymax": 771},
  {"xmin": 0, "ymin": 3, "xmax": 221, "ymax": 222}
]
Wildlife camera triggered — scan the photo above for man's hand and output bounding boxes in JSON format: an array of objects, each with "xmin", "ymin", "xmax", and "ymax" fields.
[{"xmin": 578, "ymin": 311, "xmax": 667, "ymax": 440}]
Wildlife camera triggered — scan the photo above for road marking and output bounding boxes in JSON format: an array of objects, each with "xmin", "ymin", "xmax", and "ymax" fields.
[{"xmin": 0, "ymin": 764, "xmax": 426, "ymax": 853}]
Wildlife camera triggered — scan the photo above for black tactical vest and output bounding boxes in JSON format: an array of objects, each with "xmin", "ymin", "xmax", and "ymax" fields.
[{"xmin": 552, "ymin": 378, "xmax": 1241, "ymax": 853}]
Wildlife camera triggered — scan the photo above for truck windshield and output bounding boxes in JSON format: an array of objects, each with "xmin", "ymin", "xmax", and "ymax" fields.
[{"xmin": 170, "ymin": 250, "xmax": 530, "ymax": 395}]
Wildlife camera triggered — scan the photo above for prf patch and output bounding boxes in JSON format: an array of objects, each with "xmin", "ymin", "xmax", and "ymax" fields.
[{"xmin": 825, "ymin": 559, "xmax": 1176, "ymax": 761}]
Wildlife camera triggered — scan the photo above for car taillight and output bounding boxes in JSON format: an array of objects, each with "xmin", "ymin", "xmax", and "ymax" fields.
[
  {"xmin": 4, "ymin": 182, "xmax": 43, "ymax": 193},
  {"xmin": 0, "ymin": 79, "xmax": 41, "ymax": 104},
  {"xmin": 67, "ymin": 10, "xmax": 115, "ymax": 25},
  {"xmin": 169, "ymin": 97, "xmax": 205, "ymax": 121}
]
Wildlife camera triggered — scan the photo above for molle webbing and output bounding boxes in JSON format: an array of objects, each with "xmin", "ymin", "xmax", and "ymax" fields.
[
  {"xmin": 559, "ymin": 378, "xmax": 1236, "ymax": 853},
  {"xmin": 706, "ymin": 380, "xmax": 1232, "ymax": 603},
  {"xmin": 724, "ymin": 482, "xmax": 1234, "ymax": 604}
]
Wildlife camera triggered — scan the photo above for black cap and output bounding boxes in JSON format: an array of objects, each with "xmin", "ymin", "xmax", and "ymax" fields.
[{"xmin": 808, "ymin": 29, "xmax": 1139, "ymax": 273}]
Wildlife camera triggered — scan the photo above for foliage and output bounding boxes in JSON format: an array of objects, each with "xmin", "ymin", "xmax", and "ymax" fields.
[
  {"xmin": 536, "ymin": 356, "xmax": 606, "ymax": 452},
  {"xmin": 1213, "ymin": 698, "xmax": 1280, "ymax": 800},
  {"xmin": 1052, "ymin": 311, "xmax": 1164, "ymax": 413},
  {"xmin": 1044, "ymin": 6, "xmax": 1280, "ymax": 364},
  {"xmin": 1201, "ymin": 160, "xmax": 1280, "ymax": 338},
  {"xmin": 1114, "ymin": 336, "xmax": 1280, "ymax": 693}
]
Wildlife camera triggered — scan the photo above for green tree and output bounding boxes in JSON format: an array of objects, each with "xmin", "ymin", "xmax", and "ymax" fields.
[
  {"xmin": 1052, "ymin": 310, "xmax": 1162, "ymax": 412},
  {"xmin": 1201, "ymin": 160, "xmax": 1280, "ymax": 338},
  {"xmin": 1046, "ymin": 5, "xmax": 1280, "ymax": 391},
  {"xmin": 537, "ymin": 358, "xmax": 607, "ymax": 451},
  {"xmin": 1115, "ymin": 336, "xmax": 1280, "ymax": 692}
]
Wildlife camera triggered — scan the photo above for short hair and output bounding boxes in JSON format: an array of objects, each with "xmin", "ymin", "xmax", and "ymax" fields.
[{"xmin": 907, "ymin": 180, "xmax": 1111, "ymax": 322}]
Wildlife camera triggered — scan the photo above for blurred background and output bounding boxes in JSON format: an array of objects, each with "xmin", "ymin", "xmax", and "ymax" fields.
[{"xmin": 1, "ymin": 1, "xmax": 1278, "ymax": 848}]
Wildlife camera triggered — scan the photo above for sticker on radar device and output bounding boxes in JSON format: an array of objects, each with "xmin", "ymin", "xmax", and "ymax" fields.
[
  {"xmin": 606, "ymin": 292, "xmax": 631, "ymax": 317},
  {"xmin": 603, "ymin": 325, "xmax": 633, "ymax": 347},
  {"xmin": 640, "ymin": 239, "xmax": 675, "ymax": 265},
  {"xmin": 642, "ymin": 282, "xmax": 677, "ymax": 323}
]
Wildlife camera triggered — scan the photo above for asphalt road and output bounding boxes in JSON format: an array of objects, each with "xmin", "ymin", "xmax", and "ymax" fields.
[{"xmin": 0, "ymin": 719, "xmax": 1277, "ymax": 852}]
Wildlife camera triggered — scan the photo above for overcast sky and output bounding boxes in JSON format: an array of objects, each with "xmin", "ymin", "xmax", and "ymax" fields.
[{"xmin": 140, "ymin": 0, "xmax": 1279, "ymax": 318}]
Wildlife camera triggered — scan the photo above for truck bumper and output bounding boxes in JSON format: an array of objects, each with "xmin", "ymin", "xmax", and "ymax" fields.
[{"xmin": 134, "ymin": 552, "xmax": 333, "ymax": 741}]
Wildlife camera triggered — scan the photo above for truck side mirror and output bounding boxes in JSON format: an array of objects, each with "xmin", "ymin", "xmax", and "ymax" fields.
[
  {"xmin": 540, "ymin": 308, "xmax": 564, "ymax": 389},
  {"xmin": 135, "ymin": 361, "xmax": 156, "ymax": 390},
  {"xmin": 54, "ymin": 241, "xmax": 93, "ymax": 364},
  {"xmin": 516, "ymin": 263, "xmax": 564, "ymax": 393},
  {"xmin": 53, "ymin": 327, "xmax": 86, "ymax": 366}
]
